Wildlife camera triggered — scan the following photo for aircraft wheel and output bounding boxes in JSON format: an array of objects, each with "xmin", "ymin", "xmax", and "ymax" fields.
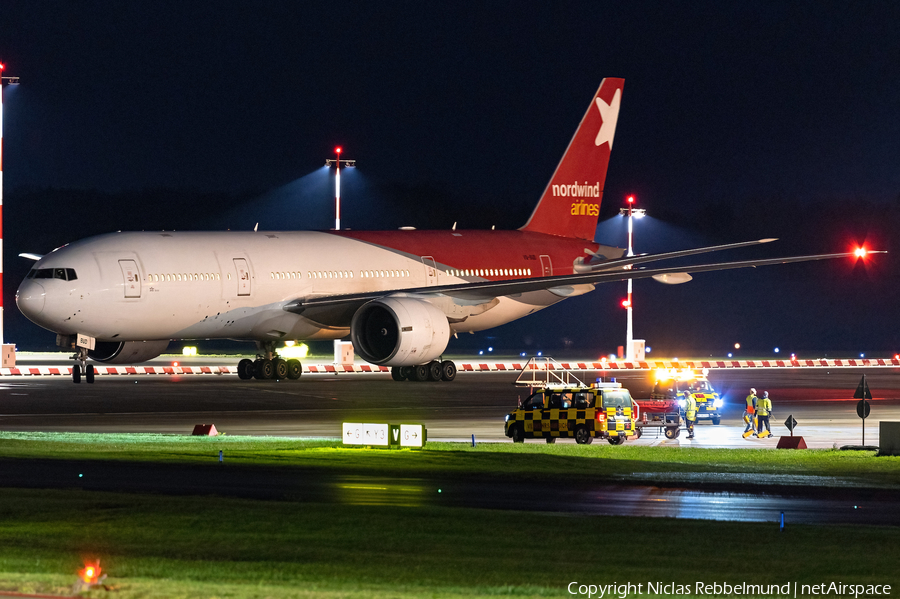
[
  {"xmin": 574, "ymin": 426, "xmax": 593, "ymax": 445},
  {"xmin": 607, "ymin": 435, "xmax": 625, "ymax": 446},
  {"xmin": 545, "ymin": 437, "xmax": 556, "ymax": 444},
  {"xmin": 427, "ymin": 360, "xmax": 443, "ymax": 381},
  {"xmin": 412, "ymin": 364, "xmax": 430, "ymax": 382},
  {"xmin": 511, "ymin": 424, "xmax": 526, "ymax": 443},
  {"xmin": 400, "ymin": 366, "xmax": 413, "ymax": 380},
  {"xmin": 237, "ymin": 359, "xmax": 255, "ymax": 380},
  {"xmin": 254, "ymin": 359, "xmax": 275, "ymax": 380},
  {"xmin": 391, "ymin": 366, "xmax": 407, "ymax": 382},
  {"xmin": 85, "ymin": 364, "xmax": 95, "ymax": 384},
  {"xmin": 440, "ymin": 360, "xmax": 457, "ymax": 381},
  {"xmin": 286, "ymin": 359, "xmax": 302, "ymax": 380},
  {"xmin": 72, "ymin": 363, "xmax": 82, "ymax": 384},
  {"xmin": 273, "ymin": 358, "xmax": 288, "ymax": 380}
]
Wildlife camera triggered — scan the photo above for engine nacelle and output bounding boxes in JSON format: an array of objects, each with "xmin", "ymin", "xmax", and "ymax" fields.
[
  {"xmin": 351, "ymin": 298, "xmax": 450, "ymax": 366},
  {"xmin": 88, "ymin": 340, "xmax": 171, "ymax": 364}
]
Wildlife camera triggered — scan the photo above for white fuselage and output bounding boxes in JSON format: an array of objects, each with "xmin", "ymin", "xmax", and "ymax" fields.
[{"xmin": 16, "ymin": 230, "xmax": 597, "ymax": 344}]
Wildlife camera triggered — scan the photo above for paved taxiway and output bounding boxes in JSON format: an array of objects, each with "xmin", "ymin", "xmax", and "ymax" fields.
[
  {"xmin": 2, "ymin": 365, "xmax": 899, "ymax": 524},
  {"xmin": 1, "ymin": 366, "xmax": 899, "ymax": 448}
]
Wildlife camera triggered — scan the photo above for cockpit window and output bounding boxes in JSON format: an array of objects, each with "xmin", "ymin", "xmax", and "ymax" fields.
[{"xmin": 26, "ymin": 268, "xmax": 77, "ymax": 281}]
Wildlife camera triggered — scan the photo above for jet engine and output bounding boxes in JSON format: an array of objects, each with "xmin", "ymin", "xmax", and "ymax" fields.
[
  {"xmin": 351, "ymin": 297, "xmax": 450, "ymax": 366},
  {"xmin": 88, "ymin": 340, "xmax": 171, "ymax": 364}
]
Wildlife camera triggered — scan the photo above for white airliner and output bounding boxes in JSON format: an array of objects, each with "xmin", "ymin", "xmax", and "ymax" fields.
[{"xmin": 15, "ymin": 78, "xmax": 866, "ymax": 383}]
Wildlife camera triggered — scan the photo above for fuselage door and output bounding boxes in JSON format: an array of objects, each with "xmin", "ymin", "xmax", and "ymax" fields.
[
  {"xmin": 540, "ymin": 255, "xmax": 553, "ymax": 276},
  {"xmin": 118, "ymin": 259, "xmax": 141, "ymax": 298},
  {"xmin": 422, "ymin": 256, "xmax": 437, "ymax": 286},
  {"xmin": 233, "ymin": 258, "xmax": 251, "ymax": 296}
]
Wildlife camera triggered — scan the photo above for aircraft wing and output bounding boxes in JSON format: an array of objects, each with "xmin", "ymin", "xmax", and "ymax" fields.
[
  {"xmin": 284, "ymin": 247, "xmax": 877, "ymax": 322},
  {"xmin": 580, "ymin": 238, "xmax": 778, "ymax": 272}
]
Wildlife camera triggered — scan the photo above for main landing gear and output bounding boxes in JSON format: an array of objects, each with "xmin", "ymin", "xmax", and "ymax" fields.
[
  {"xmin": 71, "ymin": 347, "xmax": 95, "ymax": 384},
  {"xmin": 390, "ymin": 360, "xmax": 457, "ymax": 382},
  {"xmin": 236, "ymin": 341, "xmax": 302, "ymax": 381}
]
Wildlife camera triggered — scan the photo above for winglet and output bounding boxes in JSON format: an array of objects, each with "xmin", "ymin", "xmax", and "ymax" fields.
[{"xmin": 520, "ymin": 78, "xmax": 624, "ymax": 241}]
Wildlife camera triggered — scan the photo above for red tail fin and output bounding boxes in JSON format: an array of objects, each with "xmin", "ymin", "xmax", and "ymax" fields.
[{"xmin": 520, "ymin": 78, "xmax": 623, "ymax": 240}]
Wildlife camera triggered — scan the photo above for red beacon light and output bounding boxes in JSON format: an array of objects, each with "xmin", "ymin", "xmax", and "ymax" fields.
[
  {"xmin": 78, "ymin": 561, "xmax": 102, "ymax": 584},
  {"xmin": 621, "ymin": 299, "xmax": 631, "ymax": 308},
  {"xmin": 335, "ymin": 146, "xmax": 342, "ymax": 154},
  {"xmin": 627, "ymin": 195, "xmax": 635, "ymax": 204},
  {"xmin": 854, "ymin": 247, "xmax": 868, "ymax": 259}
]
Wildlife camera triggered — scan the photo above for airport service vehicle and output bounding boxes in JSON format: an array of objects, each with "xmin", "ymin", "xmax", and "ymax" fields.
[
  {"xmin": 16, "ymin": 78, "xmax": 867, "ymax": 384},
  {"xmin": 651, "ymin": 369, "xmax": 723, "ymax": 425},
  {"xmin": 504, "ymin": 383, "xmax": 635, "ymax": 445}
]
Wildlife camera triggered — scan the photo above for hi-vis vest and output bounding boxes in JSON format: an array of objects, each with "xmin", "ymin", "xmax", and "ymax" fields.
[
  {"xmin": 685, "ymin": 395, "xmax": 697, "ymax": 420},
  {"xmin": 757, "ymin": 397, "xmax": 771, "ymax": 416},
  {"xmin": 745, "ymin": 394, "xmax": 757, "ymax": 413}
]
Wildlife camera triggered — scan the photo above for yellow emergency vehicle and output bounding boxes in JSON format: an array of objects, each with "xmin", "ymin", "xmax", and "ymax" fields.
[
  {"xmin": 651, "ymin": 369, "xmax": 723, "ymax": 425},
  {"xmin": 504, "ymin": 383, "xmax": 635, "ymax": 445}
]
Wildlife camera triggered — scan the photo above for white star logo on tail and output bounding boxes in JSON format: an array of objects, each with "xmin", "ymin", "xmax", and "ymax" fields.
[{"xmin": 595, "ymin": 88, "xmax": 621, "ymax": 148}]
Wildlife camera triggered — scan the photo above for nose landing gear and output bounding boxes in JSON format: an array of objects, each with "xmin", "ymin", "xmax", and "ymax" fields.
[{"xmin": 71, "ymin": 348, "xmax": 95, "ymax": 384}]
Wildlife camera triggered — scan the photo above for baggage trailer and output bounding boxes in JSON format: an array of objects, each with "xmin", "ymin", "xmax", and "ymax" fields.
[{"xmin": 632, "ymin": 398, "xmax": 682, "ymax": 439}]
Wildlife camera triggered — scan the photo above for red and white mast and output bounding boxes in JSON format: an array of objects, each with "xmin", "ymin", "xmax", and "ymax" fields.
[
  {"xmin": 0, "ymin": 63, "xmax": 20, "ymax": 348},
  {"xmin": 0, "ymin": 63, "xmax": 7, "ymax": 346}
]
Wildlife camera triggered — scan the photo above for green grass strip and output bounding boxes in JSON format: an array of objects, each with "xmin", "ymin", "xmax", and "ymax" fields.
[
  {"xmin": 1, "ymin": 432, "xmax": 898, "ymax": 489},
  {"xmin": 0, "ymin": 488, "xmax": 898, "ymax": 598}
]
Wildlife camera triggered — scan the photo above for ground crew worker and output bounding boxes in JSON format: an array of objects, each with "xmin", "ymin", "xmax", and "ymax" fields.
[
  {"xmin": 756, "ymin": 391, "xmax": 772, "ymax": 437},
  {"xmin": 743, "ymin": 388, "xmax": 758, "ymax": 438},
  {"xmin": 683, "ymin": 390, "xmax": 697, "ymax": 439}
]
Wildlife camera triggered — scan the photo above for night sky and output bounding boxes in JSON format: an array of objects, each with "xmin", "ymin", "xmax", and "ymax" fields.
[{"xmin": 1, "ymin": 1, "xmax": 898, "ymax": 357}]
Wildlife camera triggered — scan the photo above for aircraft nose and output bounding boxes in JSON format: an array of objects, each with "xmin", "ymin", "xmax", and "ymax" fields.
[{"xmin": 16, "ymin": 280, "xmax": 46, "ymax": 320}]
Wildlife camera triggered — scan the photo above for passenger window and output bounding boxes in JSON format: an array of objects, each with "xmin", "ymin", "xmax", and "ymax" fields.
[
  {"xmin": 559, "ymin": 393, "xmax": 573, "ymax": 409},
  {"xmin": 573, "ymin": 393, "xmax": 592, "ymax": 409}
]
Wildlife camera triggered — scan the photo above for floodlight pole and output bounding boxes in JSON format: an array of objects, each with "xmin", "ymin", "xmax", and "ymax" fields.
[
  {"xmin": 0, "ymin": 65, "xmax": 21, "ymax": 347},
  {"xmin": 324, "ymin": 148, "xmax": 356, "ymax": 231},
  {"xmin": 324, "ymin": 148, "xmax": 356, "ymax": 362},
  {"xmin": 619, "ymin": 197, "xmax": 645, "ymax": 361}
]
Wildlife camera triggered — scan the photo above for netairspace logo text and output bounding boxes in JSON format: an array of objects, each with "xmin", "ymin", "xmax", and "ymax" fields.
[{"xmin": 567, "ymin": 581, "xmax": 892, "ymax": 598}]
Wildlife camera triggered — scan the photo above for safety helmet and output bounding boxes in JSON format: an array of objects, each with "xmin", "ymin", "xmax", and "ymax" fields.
[
  {"xmin": 763, "ymin": 391, "xmax": 769, "ymax": 398},
  {"xmin": 750, "ymin": 388, "xmax": 756, "ymax": 394}
]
